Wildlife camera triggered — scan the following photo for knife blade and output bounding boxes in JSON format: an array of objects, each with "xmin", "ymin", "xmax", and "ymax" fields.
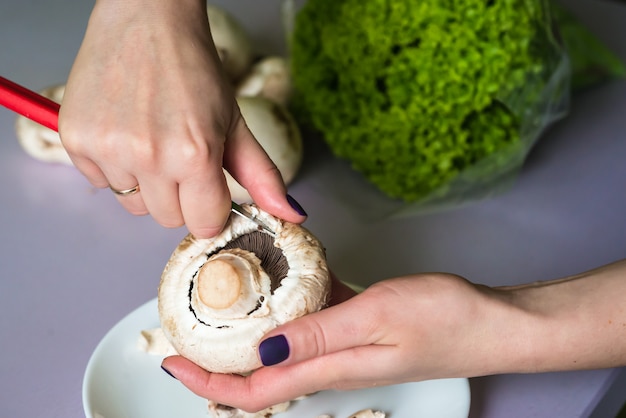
[{"xmin": 230, "ymin": 201, "xmax": 276, "ymax": 237}]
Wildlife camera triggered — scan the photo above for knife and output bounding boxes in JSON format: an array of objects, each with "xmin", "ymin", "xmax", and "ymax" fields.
[
  {"xmin": 0, "ymin": 75, "xmax": 276, "ymax": 236},
  {"xmin": 230, "ymin": 201, "xmax": 276, "ymax": 237}
]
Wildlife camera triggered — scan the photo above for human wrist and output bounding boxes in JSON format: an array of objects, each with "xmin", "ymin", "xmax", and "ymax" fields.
[
  {"xmin": 450, "ymin": 284, "xmax": 545, "ymax": 377},
  {"xmin": 90, "ymin": 0, "xmax": 207, "ymax": 28},
  {"xmin": 394, "ymin": 274, "xmax": 542, "ymax": 379},
  {"xmin": 500, "ymin": 261, "xmax": 626, "ymax": 373}
]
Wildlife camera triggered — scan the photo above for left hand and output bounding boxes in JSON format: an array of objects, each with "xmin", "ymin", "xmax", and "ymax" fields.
[
  {"xmin": 160, "ymin": 272, "xmax": 499, "ymax": 412},
  {"xmin": 161, "ymin": 259, "xmax": 626, "ymax": 412}
]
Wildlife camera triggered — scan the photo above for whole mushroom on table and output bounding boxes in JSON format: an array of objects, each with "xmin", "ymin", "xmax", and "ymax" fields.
[{"xmin": 14, "ymin": 84, "xmax": 72, "ymax": 165}]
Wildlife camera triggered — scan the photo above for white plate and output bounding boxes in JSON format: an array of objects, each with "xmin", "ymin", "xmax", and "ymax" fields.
[{"xmin": 83, "ymin": 298, "xmax": 471, "ymax": 418}]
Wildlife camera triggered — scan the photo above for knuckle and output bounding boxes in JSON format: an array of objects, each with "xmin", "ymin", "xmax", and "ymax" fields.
[
  {"xmin": 303, "ymin": 319, "xmax": 328, "ymax": 359},
  {"xmin": 178, "ymin": 140, "xmax": 210, "ymax": 162},
  {"xmin": 124, "ymin": 135, "xmax": 160, "ymax": 170},
  {"xmin": 175, "ymin": 140, "xmax": 222, "ymax": 177},
  {"xmin": 89, "ymin": 132, "xmax": 127, "ymax": 161},
  {"xmin": 58, "ymin": 126, "xmax": 86, "ymax": 154},
  {"xmin": 239, "ymin": 164, "xmax": 282, "ymax": 196},
  {"xmin": 90, "ymin": 131, "xmax": 158, "ymax": 172}
]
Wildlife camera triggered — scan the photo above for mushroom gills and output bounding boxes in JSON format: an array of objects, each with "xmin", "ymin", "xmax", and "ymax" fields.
[
  {"xmin": 208, "ymin": 399, "xmax": 290, "ymax": 418},
  {"xmin": 217, "ymin": 231, "xmax": 288, "ymax": 292},
  {"xmin": 189, "ymin": 232, "xmax": 288, "ymax": 323}
]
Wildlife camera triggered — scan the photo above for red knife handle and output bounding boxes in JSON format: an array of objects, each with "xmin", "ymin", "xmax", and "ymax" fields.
[{"xmin": 0, "ymin": 75, "xmax": 60, "ymax": 132}]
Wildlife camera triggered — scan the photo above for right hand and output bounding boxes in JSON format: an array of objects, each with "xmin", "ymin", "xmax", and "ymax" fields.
[{"xmin": 59, "ymin": 0, "xmax": 306, "ymax": 238}]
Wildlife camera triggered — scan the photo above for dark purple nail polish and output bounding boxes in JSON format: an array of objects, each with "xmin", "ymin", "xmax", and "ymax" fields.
[
  {"xmin": 259, "ymin": 334, "xmax": 290, "ymax": 366},
  {"xmin": 161, "ymin": 365, "xmax": 177, "ymax": 379},
  {"xmin": 287, "ymin": 194, "xmax": 307, "ymax": 216}
]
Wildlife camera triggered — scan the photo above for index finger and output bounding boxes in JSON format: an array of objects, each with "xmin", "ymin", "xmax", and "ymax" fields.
[{"xmin": 223, "ymin": 116, "xmax": 306, "ymax": 224}]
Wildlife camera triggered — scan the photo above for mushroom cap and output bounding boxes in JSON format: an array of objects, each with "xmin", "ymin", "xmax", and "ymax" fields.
[
  {"xmin": 227, "ymin": 96, "xmax": 303, "ymax": 202},
  {"xmin": 158, "ymin": 204, "xmax": 330, "ymax": 374},
  {"xmin": 206, "ymin": 4, "xmax": 255, "ymax": 82},
  {"xmin": 236, "ymin": 56, "xmax": 293, "ymax": 106},
  {"xmin": 14, "ymin": 84, "xmax": 72, "ymax": 165}
]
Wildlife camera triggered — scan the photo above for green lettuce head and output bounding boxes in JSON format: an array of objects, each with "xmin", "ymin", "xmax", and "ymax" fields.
[{"xmin": 291, "ymin": 0, "xmax": 569, "ymax": 204}]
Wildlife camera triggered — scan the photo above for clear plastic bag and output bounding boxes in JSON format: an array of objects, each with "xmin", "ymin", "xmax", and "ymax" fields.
[{"xmin": 286, "ymin": 0, "xmax": 573, "ymax": 219}]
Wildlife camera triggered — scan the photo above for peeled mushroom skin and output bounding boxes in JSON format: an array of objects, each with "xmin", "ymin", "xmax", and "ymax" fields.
[
  {"xmin": 315, "ymin": 411, "xmax": 386, "ymax": 418},
  {"xmin": 137, "ymin": 327, "xmax": 178, "ymax": 356},
  {"xmin": 347, "ymin": 410, "xmax": 387, "ymax": 418},
  {"xmin": 14, "ymin": 84, "xmax": 72, "ymax": 165},
  {"xmin": 207, "ymin": 3, "xmax": 255, "ymax": 82},
  {"xmin": 158, "ymin": 203, "xmax": 330, "ymax": 374},
  {"xmin": 228, "ymin": 96, "xmax": 303, "ymax": 202},
  {"xmin": 208, "ymin": 400, "xmax": 290, "ymax": 418}
]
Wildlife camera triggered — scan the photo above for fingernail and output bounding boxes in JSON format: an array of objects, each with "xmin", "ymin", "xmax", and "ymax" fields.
[
  {"xmin": 161, "ymin": 365, "xmax": 177, "ymax": 380},
  {"xmin": 259, "ymin": 334, "xmax": 290, "ymax": 366},
  {"xmin": 287, "ymin": 194, "xmax": 307, "ymax": 216}
]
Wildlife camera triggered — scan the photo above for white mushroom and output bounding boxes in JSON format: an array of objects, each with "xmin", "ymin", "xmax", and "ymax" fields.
[
  {"xmin": 227, "ymin": 96, "xmax": 303, "ymax": 202},
  {"xmin": 207, "ymin": 3, "xmax": 255, "ymax": 82},
  {"xmin": 158, "ymin": 203, "xmax": 330, "ymax": 374},
  {"xmin": 236, "ymin": 56, "xmax": 293, "ymax": 106},
  {"xmin": 14, "ymin": 84, "xmax": 72, "ymax": 165}
]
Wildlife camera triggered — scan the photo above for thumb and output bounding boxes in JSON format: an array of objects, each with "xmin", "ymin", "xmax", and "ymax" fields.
[
  {"xmin": 223, "ymin": 117, "xmax": 306, "ymax": 224},
  {"xmin": 258, "ymin": 293, "xmax": 375, "ymax": 367}
]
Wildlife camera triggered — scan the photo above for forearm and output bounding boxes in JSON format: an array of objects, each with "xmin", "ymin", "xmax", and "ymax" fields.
[
  {"xmin": 91, "ymin": 0, "xmax": 206, "ymax": 19},
  {"xmin": 86, "ymin": 0, "xmax": 211, "ymax": 45},
  {"xmin": 493, "ymin": 259, "xmax": 626, "ymax": 374},
  {"xmin": 65, "ymin": 0, "xmax": 218, "ymax": 119}
]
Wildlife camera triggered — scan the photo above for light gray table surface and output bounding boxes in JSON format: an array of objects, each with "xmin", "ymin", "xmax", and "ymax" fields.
[{"xmin": 1, "ymin": 0, "xmax": 625, "ymax": 417}]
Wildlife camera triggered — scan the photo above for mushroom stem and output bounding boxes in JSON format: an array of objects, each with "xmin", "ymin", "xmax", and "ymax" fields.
[{"xmin": 197, "ymin": 259, "xmax": 242, "ymax": 309}]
